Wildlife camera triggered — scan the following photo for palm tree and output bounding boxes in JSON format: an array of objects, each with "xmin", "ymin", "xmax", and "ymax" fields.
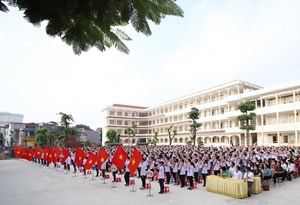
[
  {"xmin": 2, "ymin": 0, "xmax": 184, "ymax": 55},
  {"xmin": 188, "ymin": 107, "xmax": 202, "ymax": 146}
]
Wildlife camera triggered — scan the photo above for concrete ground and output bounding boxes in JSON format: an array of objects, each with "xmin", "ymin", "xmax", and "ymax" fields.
[{"xmin": 0, "ymin": 159, "xmax": 300, "ymax": 205}]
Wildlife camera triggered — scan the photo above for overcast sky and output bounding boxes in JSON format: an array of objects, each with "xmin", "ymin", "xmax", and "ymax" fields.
[{"xmin": 1, "ymin": 0, "xmax": 300, "ymax": 129}]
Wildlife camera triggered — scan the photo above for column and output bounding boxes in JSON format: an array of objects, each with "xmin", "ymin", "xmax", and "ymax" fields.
[{"xmin": 276, "ymin": 93, "xmax": 280, "ymax": 146}]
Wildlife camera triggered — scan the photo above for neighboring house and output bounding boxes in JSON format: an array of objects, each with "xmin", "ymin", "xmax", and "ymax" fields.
[
  {"xmin": 19, "ymin": 123, "xmax": 39, "ymax": 147},
  {"xmin": 103, "ymin": 80, "xmax": 300, "ymax": 147},
  {"xmin": 77, "ymin": 128, "xmax": 100, "ymax": 145}
]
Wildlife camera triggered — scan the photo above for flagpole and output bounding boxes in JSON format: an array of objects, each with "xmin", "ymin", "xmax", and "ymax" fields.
[
  {"xmin": 111, "ymin": 165, "xmax": 117, "ymax": 188},
  {"xmin": 130, "ymin": 174, "xmax": 137, "ymax": 192}
]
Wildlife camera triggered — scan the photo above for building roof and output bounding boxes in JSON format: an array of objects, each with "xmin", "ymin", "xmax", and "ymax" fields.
[{"xmin": 112, "ymin": 104, "xmax": 148, "ymax": 110}]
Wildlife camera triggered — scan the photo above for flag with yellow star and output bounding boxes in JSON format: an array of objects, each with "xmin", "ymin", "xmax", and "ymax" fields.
[
  {"xmin": 27, "ymin": 149, "xmax": 35, "ymax": 161},
  {"xmin": 128, "ymin": 147, "xmax": 143, "ymax": 175},
  {"xmin": 53, "ymin": 147, "xmax": 62, "ymax": 163},
  {"xmin": 83, "ymin": 152, "xmax": 97, "ymax": 170},
  {"xmin": 96, "ymin": 148, "xmax": 110, "ymax": 169},
  {"xmin": 75, "ymin": 147, "xmax": 86, "ymax": 166},
  {"xmin": 111, "ymin": 146, "xmax": 128, "ymax": 170},
  {"xmin": 35, "ymin": 146, "xmax": 43, "ymax": 159},
  {"xmin": 61, "ymin": 148, "xmax": 70, "ymax": 164}
]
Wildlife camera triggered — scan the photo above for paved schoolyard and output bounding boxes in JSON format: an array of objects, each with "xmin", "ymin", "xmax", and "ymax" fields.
[{"xmin": 0, "ymin": 159, "xmax": 299, "ymax": 205}]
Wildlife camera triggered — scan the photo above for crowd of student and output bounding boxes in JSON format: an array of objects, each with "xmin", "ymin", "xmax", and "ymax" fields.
[{"xmin": 34, "ymin": 145, "xmax": 300, "ymax": 195}]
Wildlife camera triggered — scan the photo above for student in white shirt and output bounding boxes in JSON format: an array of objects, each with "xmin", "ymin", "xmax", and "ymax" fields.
[
  {"xmin": 243, "ymin": 167, "xmax": 254, "ymax": 197},
  {"xmin": 172, "ymin": 158, "xmax": 179, "ymax": 185},
  {"xmin": 201, "ymin": 160, "xmax": 208, "ymax": 187},
  {"xmin": 179, "ymin": 159, "xmax": 186, "ymax": 188},
  {"xmin": 139, "ymin": 158, "xmax": 148, "ymax": 190},
  {"xmin": 164, "ymin": 157, "xmax": 171, "ymax": 184},
  {"xmin": 158, "ymin": 161, "xmax": 165, "ymax": 194},
  {"xmin": 187, "ymin": 161, "xmax": 195, "ymax": 190},
  {"xmin": 287, "ymin": 160, "xmax": 295, "ymax": 181},
  {"xmin": 124, "ymin": 158, "xmax": 130, "ymax": 186},
  {"xmin": 232, "ymin": 166, "xmax": 243, "ymax": 180}
]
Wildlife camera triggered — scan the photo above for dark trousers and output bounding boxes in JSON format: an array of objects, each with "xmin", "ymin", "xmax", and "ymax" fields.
[
  {"xmin": 188, "ymin": 176, "xmax": 193, "ymax": 188},
  {"xmin": 112, "ymin": 171, "xmax": 117, "ymax": 181},
  {"xmin": 124, "ymin": 171, "xmax": 130, "ymax": 185},
  {"xmin": 73, "ymin": 163, "xmax": 77, "ymax": 173},
  {"xmin": 214, "ymin": 170, "xmax": 220, "ymax": 175},
  {"xmin": 202, "ymin": 174, "xmax": 207, "ymax": 186},
  {"xmin": 141, "ymin": 175, "xmax": 146, "ymax": 187},
  {"xmin": 287, "ymin": 171, "xmax": 294, "ymax": 181},
  {"xmin": 180, "ymin": 174, "xmax": 186, "ymax": 187},
  {"xmin": 247, "ymin": 182, "xmax": 253, "ymax": 197},
  {"xmin": 159, "ymin": 178, "xmax": 164, "ymax": 193},
  {"xmin": 101, "ymin": 169, "xmax": 106, "ymax": 177},
  {"xmin": 166, "ymin": 172, "xmax": 171, "ymax": 184},
  {"xmin": 194, "ymin": 172, "xmax": 199, "ymax": 183},
  {"xmin": 96, "ymin": 169, "xmax": 99, "ymax": 176},
  {"xmin": 137, "ymin": 167, "xmax": 141, "ymax": 177},
  {"xmin": 273, "ymin": 173, "xmax": 284, "ymax": 184},
  {"xmin": 172, "ymin": 172, "xmax": 177, "ymax": 183}
]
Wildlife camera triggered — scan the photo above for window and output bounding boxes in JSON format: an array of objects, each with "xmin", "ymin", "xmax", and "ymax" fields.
[
  {"xmin": 109, "ymin": 120, "xmax": 115, "ymax": 125},
  {"xmin": 124, "ymin": 121, "xmax": 129, "ymax": 125},
  {"xmin": 273, "ymin": 135, "xmax": 277, "ymax": 143},
  {"xmin": 117, "ymin": 111, "xmax": 122, "ymax": 116},
  {"xmin": 117, "ymin": 120, "xmax": 122, "ymax": 125},
  {"xmin": 283, "ymin": 135, "xmax": 288, "ymax": 143},
  {"xmin": 109, "ymin": 110, "xmax": 115, "ymax": 116},
  {"xmin": 125, "ymin": 112, "xmax": 128, "ymax": 116}
]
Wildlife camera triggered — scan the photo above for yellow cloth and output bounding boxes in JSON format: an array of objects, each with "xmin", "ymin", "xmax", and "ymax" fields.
[
  {"xmin": 206, "ymin": 175, "xmax": 248, "ymax": 199},
  {"xmin": 252, "ymin": 176, "xmax": 262, "ymax": 194}
]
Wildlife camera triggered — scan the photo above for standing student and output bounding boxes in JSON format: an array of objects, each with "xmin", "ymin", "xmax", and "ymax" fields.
[
  {"xmin": 194, "ymin": 159, "xmax": 199, "ymax": 183},
  {"xmin": 187, "ymin": 162, "xmax": 195, "ymax": 190},
  {"xmin": 172, "ymin": 158, "xmax": 179, "ymax": 185},
  {"xmin": 100, "ymin": 159, "xmax": 107, "ymax": 178},
  {"xmin": 124, "ymin": 157, "xmax": 130, "ymax": 186},
  {"xmin": 179, "ymin": 159, "xmax": 186, "ymax": 188},
  {"xmin": 66, "ymin": 155, "xmax": 71, "ymax": 172},
  {"xmin": 201, "ymin": 160, "xmax": 208, "ymax": 187},
  {"xmin": 139, "ymin": 158, "xmax": 147, "ymax": 190},
  {"xmin": 111, "ymin": 163, "xmax": 118, "ymax": 182},
  {"xmin": 158, "ymin": 161, "xmax": 165, "ymax": 194},
  {"xmin": 165, "ymin": 157, "xmax": 171, "ymax": 184},
  {"xmin": 71, "ymin": 151, "xmax": 76, "ymax": 173},
  {"xmin": 243, "ymin": 166, "xmax": 254, "ymax": 197}
]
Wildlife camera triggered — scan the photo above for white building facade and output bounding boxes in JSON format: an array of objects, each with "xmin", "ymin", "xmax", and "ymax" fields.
[{"xmin": 102, "ymin": 80, "xmax": 300, "ymax": 147}]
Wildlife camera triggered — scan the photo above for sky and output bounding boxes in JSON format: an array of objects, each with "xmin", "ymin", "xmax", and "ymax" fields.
[{"xmin": 1, "ymin": 0, "xmax": 300, "ymax": 129}]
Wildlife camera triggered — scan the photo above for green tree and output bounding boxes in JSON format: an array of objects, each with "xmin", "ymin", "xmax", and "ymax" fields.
[
  {"xmin": 56, "ymin": 112, "xmax": 79, "ymax": 146},
  {"xmin": 84, "ymin": 140, "xmax": 92, "ymax": 147},
  {"xmin": 130, "ymin": 122, "xmax": 138, "ymax": 145},
  {"xmin": 167, "ymin": 125, "xmax": 177, "ymax": 145},
  {"xmin": 106, "ymin": 129, "xmax": 118, "ymax": 143},
  {"xmin": 188, "ymin": 107, "xmax": 202, "ymax": 146},
  {"xmin": 149, "ymin": 129, "xmax": 158, "ymax": 145},
  {"xmin": 1, "ymin": 0, "xmax": 183, "ymax": 55},
  {"xmin": 35, "ymin": 128, "xmax": 54, "ymax": 148},
  {"xmin": 237, "ymin": 101, "xmax": 256, "ymax": 147}
]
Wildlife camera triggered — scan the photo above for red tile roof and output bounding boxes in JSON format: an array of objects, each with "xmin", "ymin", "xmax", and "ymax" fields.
[{"xmin": 112, "ymin": 104, "xmax": 148, "ymax": 110}]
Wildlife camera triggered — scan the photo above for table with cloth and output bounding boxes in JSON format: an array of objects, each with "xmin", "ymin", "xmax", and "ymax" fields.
[
  {"xmin": 206, "ymin": 175, "xmax": 247, "ymax": 199},
  {"xmin": 252, "ymin": 176, "xmax": 262, "ymax": 194}
]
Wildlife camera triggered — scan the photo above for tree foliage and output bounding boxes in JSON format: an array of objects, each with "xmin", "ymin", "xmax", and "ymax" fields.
[
  {"xmin": 106, "ymin": 129, "xmax": 119, "ymax": 143},
  {"xmin": 188, "ymin": 107, "xmax": 202, "ymax": 146},
  {"xmin": 56, "ymin": 112, "xmax": 79, "ymax": 146},
  {"xmin": 167, "ymin": 125, "xmax": 177, "ymax": 146},
  {"xmin": 1, "ymin": 0, "xmax": 184, "ymax": 55},
  {"xmin": 150, "ymin": 130, "xmax": 158, "ymax": 145},
  {"xmin": 75, "ymin": 124, "xmax": 92, "ymax": 130},
  {"xmin": 237, "ymin": 101, "xmax": 256, "ymax": 147},
  {"xmin": 35, "ymin": 127, "xmax": 55, "ymax": 148},
  {"xmin": 84, "ymin": 140, "xmax": 92, "ymax": 147}
]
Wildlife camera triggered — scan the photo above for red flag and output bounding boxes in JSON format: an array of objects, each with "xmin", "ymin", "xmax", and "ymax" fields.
[
  {"xmin": 27, "ymin": 149, "xmax": 35, "ymax": 161},
  {"xmin": 83, "ymin": 152, "xmax": 97, "ymax": 170},
  {"xmin": 47, "ymin": 149, "xmax": 53, "ymax": 164},
  {"xmin": 44, "ymin": 147, "xmax": 49, "ymax": 162},
  {"xmin": 21, "ymin": 148, "xmax": 27, "ymax": 159},
  {"xmin": 35, "ymin": 146, "xmax": 43, "ymax": 159},
  {"xmin": 111, "ymin": 146, "xmax": 128, "ymax": 170},
  {"xmin": 14, "ymin": 146, "xmax": 21, "ymax": 158},
  {"xmin": 53, "ymin": 147, "xmax": 61, "ymax": 163},
  {"xmin": 61, "ymin": 148, "xmax": 70, "ymax": 164},
  {"xmin": 97, "ymin": 148, "xmax": 110, "ymax": 169},
  {"xmin": 128, "ymin": 147, "xmax": 143, "ymax": 175},
  {"xmin": 75, "ymin": 147, "xmax": 86, "ymax": 167}
]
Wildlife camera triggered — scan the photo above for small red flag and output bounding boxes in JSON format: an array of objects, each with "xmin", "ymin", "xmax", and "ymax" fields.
[
  {"xmin": 61, "ymin": 148, "xmax": 70, "ymax": 164},
  {"xmin": 53, "ymin": 147, "xmax": 61, "ymax": 163},
  {"xmin": 75, "ymin": 147, "xmax": 86, "ymax": 167},
  {"xmin": 14, "ymin": 146, "xmax": 20, "ymax": 158},
  {"xmin": 83, "ymin": 152, "xmax": 97, "ymax": 170},
  {"xmin": 21, "ymin": 148, "xmax": 27, "ymax": 159},
  {"xmin": 111, "ymin": 146, "xmax": 128, "ymax": 170},
  {"xmin": 47, "ymin": 149, "xmax": 53, "ymax": 164},
  {"xmin": 27, "ymin": 149, "xmax": 35, "ymax": 161},
  {"xmin": 35, "ymin": 146, "xmax": 43, "ymax": 159},
  {"xmin": 44, "ymin": 147, "xmax": 49, "ymax": 162},
  {"xmin": 128, "ymin": 147, "xmax": 143, "ymax": 175},
  {"xmin": 97, "ymin": 148, "xmax": 110, "ymax": 169}
]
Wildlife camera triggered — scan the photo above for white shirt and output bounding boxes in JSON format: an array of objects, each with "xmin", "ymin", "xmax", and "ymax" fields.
[
  {"xmin": 140, "ymin": 161, "xmax": 148, "ymax": 176},
  {"xmin": 243, "ymin": 171, "xmax": 254, "ymax": 182},
  {"xmin": 179, "ymin": 163, "xmax": 186, "ymax": 175},
  {"xmin": 187, "ymin": 165, "xmax": 194, "ymax": 177},
  {"xmin": 66, "ymin": 156, "xmax": 71, "ymax": 165},
  {"xmin": 229, "ymin": 166, "xmax": 235, "ymax": 178},
  {"xmin": 165, "ymin": 161, "xmax": 171, "ymax": 172},
  {"xmin": 288, "ymin": 163, "xmax": 295, "ymax": 172},
  {"xmin": 201, "ymin": 163, "xmax": 208, "ymax": 174},
  {"xmin": 172, "ymin": 162, "xmax": 178, "ymax": 172},
  {"xmin": 158, "ymin": 166, "xmax": 165, "ymax": 179},
  {"xmin": 125, "ymin": 159, "xmax": 130, "ymax": 172},
  {"xmin": 232, "ymin": 170, "xmax": 243, "ymax": 180}
]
